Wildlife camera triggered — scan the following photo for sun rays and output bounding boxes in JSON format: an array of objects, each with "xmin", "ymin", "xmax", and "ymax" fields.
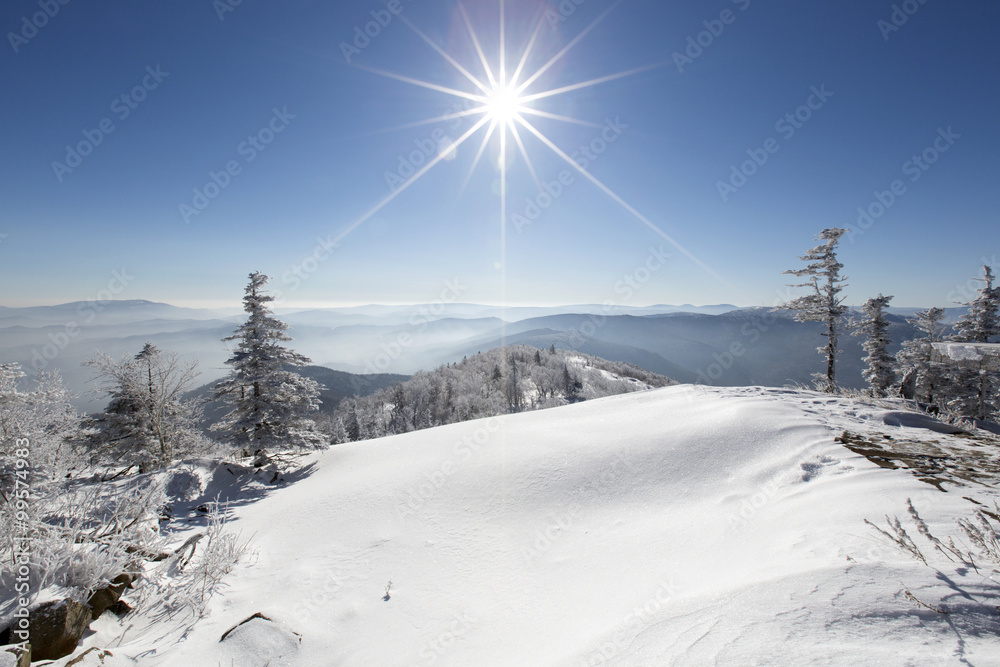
[{"xmin": 337, "ymin": 0, "xmax": 726, "ymax": 288}]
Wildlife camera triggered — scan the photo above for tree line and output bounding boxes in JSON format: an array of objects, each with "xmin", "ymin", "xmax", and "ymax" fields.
[
  {"xmin": 324, "ymin": 345, "xmax": 674, "ymax": 443},
  {"xmin": 781, "ymin": 228, "xmax": 999, "ymax": 421}
]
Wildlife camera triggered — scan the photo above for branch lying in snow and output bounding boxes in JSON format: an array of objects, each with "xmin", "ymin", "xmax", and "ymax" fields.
[
  {"xmin": 903, "ymin": 587, "xmax": 948, "ymax": 615},
  {"xmin": 173, "ymin": 532, "xmax": 205, "ymax": 570}
]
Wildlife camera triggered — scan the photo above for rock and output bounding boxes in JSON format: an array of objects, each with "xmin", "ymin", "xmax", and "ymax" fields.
[
  {"xmin": 1, "ymin": 645, "xmax": 30, "ymax": 667},
  {"xmin": 28, "ymin": 599, "xmax": 92, "ymax": 661},
  {"xmin": 220, "ymin": 612, "xmax": 273, "ymax": 642},
  {"xmin": 87, "ymin": 574, "xmax": 134, "ymax": 620},
  {"xmin": 107, "ymin": 600, "xmax": 133, "ymax": 617},
  {"xmin": 218, "ymin": 614, "xmax": 301, "ymax": 667}
]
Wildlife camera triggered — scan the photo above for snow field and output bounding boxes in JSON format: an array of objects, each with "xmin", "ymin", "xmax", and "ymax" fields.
[{"xmin": 66, "ymin": 385, "xmax": 998, "ymax": 665}]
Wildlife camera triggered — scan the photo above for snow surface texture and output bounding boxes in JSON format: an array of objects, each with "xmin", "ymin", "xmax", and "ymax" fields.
[{"xmin": 59, "ymin": 386, "xmax": 999, "ymax": 665}]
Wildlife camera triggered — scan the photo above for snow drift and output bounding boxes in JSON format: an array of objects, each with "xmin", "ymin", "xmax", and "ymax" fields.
[{"xmin": 58, "ymin": 386, "xmax": 999, "ymax": 665}]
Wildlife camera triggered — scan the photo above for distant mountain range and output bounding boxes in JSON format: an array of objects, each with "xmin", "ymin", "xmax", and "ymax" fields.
[{"xmin": 0, "ymin": 299, "xmax": 970, "ymax": 410}]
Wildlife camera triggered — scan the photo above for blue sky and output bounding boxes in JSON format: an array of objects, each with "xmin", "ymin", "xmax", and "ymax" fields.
[{"xmin": 1, "ymin": 0, "xmax": 997, "ymax": 309}]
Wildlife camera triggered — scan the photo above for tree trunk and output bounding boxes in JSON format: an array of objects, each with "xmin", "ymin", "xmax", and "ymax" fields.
[{"xmin": 826, "ymin": 316, "xmax": 837, "ymax": 392}]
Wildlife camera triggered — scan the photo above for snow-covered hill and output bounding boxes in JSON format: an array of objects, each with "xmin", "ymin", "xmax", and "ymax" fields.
[{"xmin": 58, "ymin": 386, "xmax": 1000, "ymax": 665}]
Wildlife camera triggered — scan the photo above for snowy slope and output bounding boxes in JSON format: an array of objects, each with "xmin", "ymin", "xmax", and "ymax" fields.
[{"xmin": 66, "ymin": 386, "xmax": 999, "ymax": 665}]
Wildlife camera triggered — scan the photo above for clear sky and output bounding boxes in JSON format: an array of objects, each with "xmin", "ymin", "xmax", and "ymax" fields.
[{"xmin": 1, "ymin": 0, "xmax": 997, "ymax": 309}]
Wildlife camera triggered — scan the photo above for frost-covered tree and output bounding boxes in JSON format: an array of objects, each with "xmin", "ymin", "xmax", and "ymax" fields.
[
  {"xmin": 333, "ymin": 345, "xmax": 672, "ymax": 440},
  {"xmin": 940, "ymin": 266, "xmax": 1000, "ymax": 421},
  {"xmin": 214, "ymin": 272, "xmax": 324, "ymax": 451},
  {"xmin": 778, "ymin": 228, "xmax": 849, "ymax": 393},
  {"xmin": 952, "ymin": 265, "xmax": 999, "ymax": 343},
  {"xmin": 0, "ymin": 364, "xmax": 84, "ymax": 481},
  {"xmin": 504, "ymin": 353, "xmax": 524, "ymax": 413},
  {"xmin": 896, "ymin": 307, "xmax": 947, "ymax": 406},
  {"xmin": 85, "ymin": 343, "xmax": 207, "ymax": 472},
  {"xmin": 941, "ymin": 351, "xmax": 1000, "ymax": 422},
  {"xmin": 857, "ymin": 294, "xmax": 895, "ymax": 397}
]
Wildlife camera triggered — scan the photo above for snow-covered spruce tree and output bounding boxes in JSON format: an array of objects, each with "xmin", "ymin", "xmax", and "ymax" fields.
[
  {"xmin": 941, "ymin": 266, "xmax": 1000, "ymax": 421},
  {"xmin": 896, "ymin": 307, "xmax": 947, "ymax": 406},
  {"xmin": 214, "ymin": 272, "xmax": 324, "ymax": 452},
  {"xmin": 778, "ymin": 228, "xmax": 849, "ymax": 393},
  {"xmin": 344, "ymin": 399, "xmax": 361, "ymax": 442},
  {"xmin": 943, "ymin": 361, "xmax": 1000, "ymax": 422},
  {"xmin": 85, "ymin": 343, "xmax": 207, "ymax": 472},
  {"xmin": 857, "ymin": 294, "xmax": 895, "ymax": 397},
  {"xmin": 952, "ymin": 265, "xmax": 1000, "ymax": 343}
]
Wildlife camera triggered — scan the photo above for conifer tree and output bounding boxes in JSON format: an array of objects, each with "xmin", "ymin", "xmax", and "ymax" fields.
[
  {"xmin": 858, "ymin": 294, "xmax": 895, "ymax": 397},
  {"xmin": 214, "ymin": 272, "xmax": 324, "ymax": 451},
  {"xmin": 896, "ymin": 307, "xmax": 947, "ymax": 406},
  {"xmin": 942, "ymin": 266, "xmax": 1000, "ymax": 421},
  {"xmin": 778, "ymin": 228, "xmax": 849, "ymax": 393},
  {"xmin": 953, "ymin": 265, "xmax": 999, "ymax": 343},
  {"xmin": 344, "ymin": 400, "xmax": 361, "ymax": 442}
]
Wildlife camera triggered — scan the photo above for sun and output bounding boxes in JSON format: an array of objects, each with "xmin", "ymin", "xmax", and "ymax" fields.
[
  {"xmin": 482, "ymin": 82, "xmax": 524, "ymax": 125},
  {"xmin": 335, "ymin": 1, "xmax": 727, "ymax": 290}
]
